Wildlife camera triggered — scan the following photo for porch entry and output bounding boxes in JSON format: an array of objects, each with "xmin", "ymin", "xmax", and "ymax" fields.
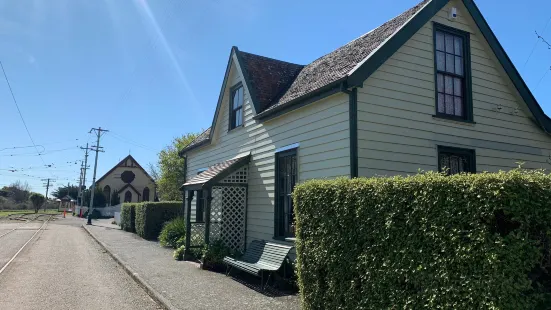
[{"xmin": 181, "ymin": 154, "xmax": 250, "ymax": 256}]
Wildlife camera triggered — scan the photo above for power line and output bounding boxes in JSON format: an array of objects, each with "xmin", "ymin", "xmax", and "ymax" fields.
[
  {"xmin": 524, "ymin": 15, "xmax": 551, "ymax": 69},
  {"xmin": 535, "ymin": 66, "xmax": 551, "ymax": 90},
  {"xmin": 1, "ymin": 61, "xmax": 52, "ymax": 178},
  {"xmin": 107, "ymin": 132, "xmax": 157, "ymax": 152},
  {"xmin": 0, "ymin": 146, "xmax": 80, "ymax": 157},
  {"xmin": 535, "ymin": 30, "xmax": 551, "ymax": 49}
]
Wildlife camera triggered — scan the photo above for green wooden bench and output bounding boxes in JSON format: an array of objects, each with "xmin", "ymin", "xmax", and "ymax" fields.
[{"xmin": 223, "ymin": 240, "xmax": 294, "ymax": 290}]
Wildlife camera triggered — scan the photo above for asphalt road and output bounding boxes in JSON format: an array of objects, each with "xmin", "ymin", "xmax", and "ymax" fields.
[{"xmin": 0, "ymin": 216, "xmax": 161, "ymax": 310}]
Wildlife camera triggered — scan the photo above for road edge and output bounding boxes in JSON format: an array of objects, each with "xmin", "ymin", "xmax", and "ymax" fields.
[{"xmin": 82, "ymin": 224, "xmax": 178, "ymax": 310}]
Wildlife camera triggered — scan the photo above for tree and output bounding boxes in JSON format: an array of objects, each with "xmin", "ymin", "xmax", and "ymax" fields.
[
  {"xmin": 157, "ymin": 133, "xmax": 198, "ymax": 201},
  {"xmin": 148, "ymin": 162, "xmax": 159, "ymax": 181},
  {"xmin": 51, "ymin": 184, "xmax": 79, "ymax": 200},
  {"xmin": 29, "ymin": 193, "xmax": 45, "ymax": 213},
  {"xmin": 111, "ymin": 189, "xmax": 120, "ymax": 206},
  {"xmin": 2, "ymin": 181, "xmax": 31, "ymax": 203},
  {"xmin": 83, "ymin": 187, "xmax": 107, "ymax": 208}
]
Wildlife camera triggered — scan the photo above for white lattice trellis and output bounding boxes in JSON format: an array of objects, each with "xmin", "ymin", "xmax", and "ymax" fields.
[
  {"xmin": 189, "ymin": 223, "xmax": 205, "ymax": 247},
  {"xmin": 220, "ymin": 166, "xmax": 248, "ymax": 184},
  {"xmin": 211, "ymin": 186, "xmax": 247, "ymax": 252}
]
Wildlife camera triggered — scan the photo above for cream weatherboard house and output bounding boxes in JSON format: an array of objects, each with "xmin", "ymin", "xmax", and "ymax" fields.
[
  {"xmin": 178, "ymin": 0, "xmax": 551, "ymax": 255},
  {"xmin": 95, "ymin": 155, "xmax": 156, "ymax": 205}
]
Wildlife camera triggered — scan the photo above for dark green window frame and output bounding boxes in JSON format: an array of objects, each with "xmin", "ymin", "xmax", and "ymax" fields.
[
  {"xmin": 229, "ymin": 82, "xmax": 244, "ymax": 131},
  {"xmin": 273, "ymin": 147, "xmax": 297, "ymax": 240},
  {"xmin": 437, "ymin": 145, "xmax": 476, "ymax": 175},
  {"xmin": 433, "ymin": 22, "xmax": 473, "ymax": 122}
]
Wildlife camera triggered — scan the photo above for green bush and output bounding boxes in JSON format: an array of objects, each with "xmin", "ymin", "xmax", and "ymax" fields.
[
  {"xmin": 120, "ymin": 203, "xmax": 138, "ymax": 232},
  {"xmin": 82, "ymin": 209, "xmax": 101, "ymax": 219},
  {"xmin": 135, "ymin": 202, "xmax": 181, "ymax": 240},
  {"xmin": 293, "ymin": 170, "xmax": 551, "ymax": 310},
  {"xmin": 159, "ymin": 217, "xmax": 186, "ymax": 248},
  {"xmin": 173, "ymin": 245, "xmax": 186, "ymax": 261},
  {"xmin": 201, "ymin": 239, "xmax": 235, "ymax": 270}
]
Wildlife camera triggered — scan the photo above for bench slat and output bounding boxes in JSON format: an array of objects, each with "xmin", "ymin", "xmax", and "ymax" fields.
[{"xmin": 224, "ymin": 240, "xmax": 294, "ymax": 274}]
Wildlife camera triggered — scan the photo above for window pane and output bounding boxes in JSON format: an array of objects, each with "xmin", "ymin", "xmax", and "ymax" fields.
[
  {"xmin": 454, "ymin": 97, "xmax": 463, "ymax": 116},
  {"xmin": 445, "ymin": 94, "xmax": 454, "ymax": 114},
  {"xmin": 436, "ymin": 31, "xmax": 445, "ymax": 51},
  {"xmin": 437, "ymin": 74, "xmax": 444, "ymax": 93},
  {"xmin": 453, "ymin": 78, "xmax": 462, "ymax": 96},
  {"xmin": 235, "ymin": 108, "xmax": 242, "ymax": 126},
  {"xmin": 444, "ymin": 75, "xmax": 453, "ymax": 95},
  {"xmin": 232, "ymin": 90, "xmax": 239, "ymax": 109},
  {"xmin": 450, "ymin": 156, "xmax": 459, "ymax": 174},
  {"xmin": 233, "ymin": 87, "xmax": 243, "ymax": 109},
  {"xmin": 454, "ymin": 36, "xmax": 463, "ymax": 56},
  {"xmin": 455, "ymin": 56, "xmax": 463, "ymax": 76},
  {"xmin": 459, "ymin": 156, "xmax": 466, "ymax": 172},
  {"xmin": 446, "ymin": 54, "xmax": 455, "ymax": 73},
  {"xmin": 436, "ymin": 51, "xmax": 445, "ymax": 71},
  {"xmin": 238, "ymin": 87, "xmax": 243, "ymax": 107},
  {"xmin": 440, "ymin": 154, "xmax": 450, "ymax": 173},
  {"xmin": 438, "ymin": 93, "xmax": 445, "ymax": 113},
  {"xmin": 445, "ymin": 34, "xmax": 454, "ymax": 53}
]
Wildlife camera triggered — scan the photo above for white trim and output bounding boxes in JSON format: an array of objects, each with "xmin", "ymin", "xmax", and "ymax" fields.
[
  {"xmin": 347, "ymin": 0, "xmax": 434, "ymax": 77},
  {"xmin": 275, "ymin": 143, "xmax": 299, "ymax": 153}
]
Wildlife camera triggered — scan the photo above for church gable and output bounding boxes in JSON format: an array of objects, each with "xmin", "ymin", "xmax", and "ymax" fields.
[{"xmin": 95, "ymin": 155, "xmax": 155, "ymax": 203}]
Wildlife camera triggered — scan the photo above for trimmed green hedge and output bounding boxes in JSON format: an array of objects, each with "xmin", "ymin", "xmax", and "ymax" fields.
[
  {"xmin": 293, "ymin": 170, "xmax": 551, "ymax": 310},
  {"xmin": 135, "ymin": 202, "xmax": 181, "ymax": 240},
  {"xmin": 120, "ymin": 203, "xmax": 137, "ymax": 232}
]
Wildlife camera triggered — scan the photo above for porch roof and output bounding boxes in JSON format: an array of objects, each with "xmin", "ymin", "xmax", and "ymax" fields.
[{"xmin": 181, "ymin": 153, "xmax": 250, "ymax": 191}]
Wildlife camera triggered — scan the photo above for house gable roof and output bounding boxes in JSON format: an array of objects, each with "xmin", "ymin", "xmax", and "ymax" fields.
[
  {"xmin": 180, "ymin": 0, "xmax": 551, "ymax": 155},
  {"xmin": 95, "ymin": 154, "xmax": 156, "ymax": 185}
]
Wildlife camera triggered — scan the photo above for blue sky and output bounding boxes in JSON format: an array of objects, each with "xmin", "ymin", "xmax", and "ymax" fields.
[{"xmin": 1, "ymin": 0, "xmax": 550, "ymax": 195}]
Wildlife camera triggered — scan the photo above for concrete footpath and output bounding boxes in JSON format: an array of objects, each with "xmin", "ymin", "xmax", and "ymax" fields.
[{"xmin": 82, "ymin": 219, "xmax": 299, "ymax": 310}]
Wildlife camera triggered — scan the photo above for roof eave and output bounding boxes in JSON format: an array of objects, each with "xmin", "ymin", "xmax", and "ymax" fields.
[
  {"xmin": 254, "ymin": 78, "xmax": 347, "ymax": 122},
  {"xmin": 460, "ymin": 0, "xmax": 551, "ymax": 134},
  {"xmin": 178, "ymin": 139, "xmax": 211, "ymax": 157},
  {"xmin": 348, "ymin": 0, "xmax": 446, "ymax": 87}
]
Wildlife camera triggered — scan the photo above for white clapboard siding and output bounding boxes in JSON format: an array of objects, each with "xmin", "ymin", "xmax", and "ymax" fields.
[
  {"xmin": 186, "ymin": 53, "xmax": 350, "ymax": 246},
  {"xmin": 357, "ymin": 0, "xmax": 551, "ymax": 177}
]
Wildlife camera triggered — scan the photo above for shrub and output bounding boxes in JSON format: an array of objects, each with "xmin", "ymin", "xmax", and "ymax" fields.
[
  {"xmin": 201, "ymin": 239, "xmax": 234, "ymax": 270},
  {"xmin": 120, "ymin": 203, "xmax": 138, "ymax": 232},
  {"xmin": 82, "ymin": 209, "xmax": 101, "ymax": 219},
  {"xmin": 135, "ymin": 202, "xmax": 181, "ymax": 240},
  {"xmin": 159, "ymin": 217, "xmax": 186, "ymax": 248},
  {"xmin": 293, "ymin": 170, "xmax": 551, "ymax": 310},
  {"xmin": 173, "ymin": 245, "xmax": 186, "ymax": 261}
]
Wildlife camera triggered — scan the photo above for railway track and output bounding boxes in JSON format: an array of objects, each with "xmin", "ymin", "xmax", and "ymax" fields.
[{"xmin": 0, "ymin": 215, "xmax": 52, "ymax": 275}]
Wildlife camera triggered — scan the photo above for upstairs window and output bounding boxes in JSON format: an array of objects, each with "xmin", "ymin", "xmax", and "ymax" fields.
[
  {"xmin": 230, "ymin": 84, "xmax": 244, "ymax": 130},
  {"xmin": 434, "ymin": 23, "xmax": 472, "ymax": 121},
  {"xmin": 438, "ymin": 146, "xmax": 475, "ymax": 175}
]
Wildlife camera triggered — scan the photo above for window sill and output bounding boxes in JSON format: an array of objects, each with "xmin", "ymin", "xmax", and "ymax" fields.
[
  {"xmin": 227, "ymin": 125, "xmax": 244, "ymax": 134},
  {"xmin": 432, "ymin": 115, "xmax": 476, "ymax": 126}
]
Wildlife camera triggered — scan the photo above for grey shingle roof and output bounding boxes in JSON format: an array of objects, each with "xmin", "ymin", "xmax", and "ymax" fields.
[
  {"xmin": 238, "ymin": 51, "xmax": 304, "ymax": 112},
  {"xmin": 180, "ymin": 0, "xmax": 430, "ymax": 154},
  {"xmin": 260, "ymin": 0, "xmax": 430, "ymax": 114},
  {"xmin": 179, "ymin": 128, "xmax": 211, "ymax": 155}
]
